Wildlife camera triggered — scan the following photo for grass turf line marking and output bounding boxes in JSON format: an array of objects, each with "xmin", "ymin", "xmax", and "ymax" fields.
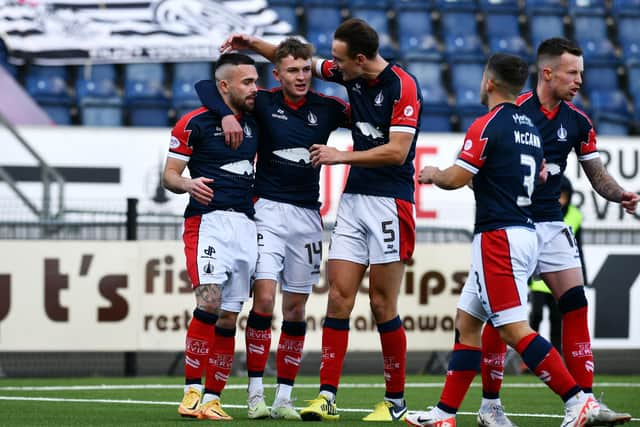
[{"xmin": 1, "ymin": 382, "xmax": 638, "ymax": 391}]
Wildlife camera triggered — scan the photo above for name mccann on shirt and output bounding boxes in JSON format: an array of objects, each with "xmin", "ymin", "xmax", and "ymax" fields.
[{"xmin": 513, "ymin": 130, "xmax": 541, "ymax": 148}]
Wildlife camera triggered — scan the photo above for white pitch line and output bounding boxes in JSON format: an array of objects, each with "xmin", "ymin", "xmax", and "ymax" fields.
[
  {"xmin": 0, "ymin": 382, "xmax": 638, "ymax": 391},
  {"xmin": 0, "ymin": 396, "xmax": 637, "ymax": 421}
]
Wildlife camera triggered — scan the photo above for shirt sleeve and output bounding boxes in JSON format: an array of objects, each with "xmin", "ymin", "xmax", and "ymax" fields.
[
  {"xmin": 574, "ymin": 113, "xmax": 600, "ymax": 162},
  {"xmin": 195, "ymin": 79, "xmax": 234, "ymax": 117},
  {"xmin": 315, "ymin": 59, "xmax": 346, "ymax": 85},
  {"xmin": 390, "ymin": 69, "xmax": 421, "ymax": 135},
  {"xmin": 168, "ymin": 111, "xmax": 202, "ymax": 161},
  {"xmin": 455, "ymin": 118, "xmax": 489, "ymax": 174}
]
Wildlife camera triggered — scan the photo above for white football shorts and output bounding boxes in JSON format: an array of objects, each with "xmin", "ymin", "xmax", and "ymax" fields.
[
  {"xmin": 534, "ymin": 221, "xmax": 582, "ymax": 276},
  {"xmin": 328, "ymin": 193, "xmax": 416, "ymax": 265},
  {"xmin": 254, "ymin": 198, "xmax": 323, "ymax": 294},
  {"xmin": 184, "ymin": 210, "xmax": 258, "ymax": 313},
  {"xmin": 458, "ymin": 227, "xmax": 538, "ymax": 327}
]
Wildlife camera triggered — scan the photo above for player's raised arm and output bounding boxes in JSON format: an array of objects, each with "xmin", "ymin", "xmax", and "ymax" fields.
[
  {"xmin": 220, "ymin": 33, "xmax": 278, "ymax": 63},
  {"xmin": 581, "ymin": 157, "xmax": 639, "ymax": 214}
]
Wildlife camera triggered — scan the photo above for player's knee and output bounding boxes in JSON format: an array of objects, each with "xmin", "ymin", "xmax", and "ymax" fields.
[
  {"xmin": 283, "ymin": 303, "xmax": 306, "ymax": 322},
  {"xmin": 558, "ymin": 286, "xmax": 588, "ymax": 314},
  {"xmin": 252, "ymin": 294, "xmax": 275, "ymax": 314},
  {"xmin": 369, "ymin": 295, "xmax": 392, "ymax": 321}
]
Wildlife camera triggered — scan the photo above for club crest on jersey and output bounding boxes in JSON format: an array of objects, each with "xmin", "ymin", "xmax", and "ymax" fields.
[
  {"xmin": 243, "ymin": 123, "xmax": 253, "ymax": 137},
  {"xmin": 403, "ymin": 105, "xmax": 414, "ymax": 117},
  {"xmin": 307, "ymin": 111, "xmax": 318, "ymax": 126},
  {"xmin": 203, "ymin": 261, "xmax": 214, "ymax": 274},
  {"xmin": 374, "ymin": 91, "xmax": 384, "ymax": 106},
  {"xmin": 557, "ymin": 124, "xmax": 568, "ymax": 142},
  {"xmin": 464, "ymin": 139, "xmax": 473, "ymax": 151},
  {"xmin": 169, "ymin": 136, "xmax": 180, "ymax": 149},
  {"xmin": 352, "ymin": 83, "xmax": 362, "ymax": 94}
]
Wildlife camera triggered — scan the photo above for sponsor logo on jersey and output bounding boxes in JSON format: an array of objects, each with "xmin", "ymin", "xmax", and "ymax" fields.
[
  {"xmin": 214, "ymin": 126, "xmax": 224, "ymax": 137},
  {"xmin": 203, "ymin": 261, "xmax": 214, "ymax": 274},
  {"xmin": 355, "ymin": 122, "xmax": 384, "ymax": 140},
  {"xmin": 307, "ymin": 111, "xmax": 318, "ymax": 125},
  {"xmin": 557, "ymin": 124, "xmax": 568, "ymax": 141},
  {"xmin": 464, "ymin": 139, "xmax": 473, "ymax": 151},
  {"xmin": 273, "ymin": 148, "xmax": 311, "ymax": 164},
  {"xmin": 169, "ymin": 135, "xmax": 180, "ymax": 149},
  {"xmin": 352, "ymin": 83, "xmax": 362, "ymax": 94},
  {"xmin": 272, "ymin": 108, "xmax": 288, "ymax": 120},
  {"xmin": 512, "ymin": 113, "xmax": 534, "ymax": 127},
  {"xmin": 203, "ymin": 246, "xmax": 216, "ymax": 257},
  {"xmin": 220, "ymin": 160, "xmax": 254, "ymax": 176},
  {"xmin": 374, "ymin": 91, "xmax": 384, "ymax": 106}
]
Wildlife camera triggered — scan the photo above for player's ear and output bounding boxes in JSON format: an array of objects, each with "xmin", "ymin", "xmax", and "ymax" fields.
[
  {"xmin": 272, "ymin": 66, "xmax": 281, "ymax": 82},
  {"xmin": 354, "ymin": 53, "xmax": 366, "ymax": 66}
]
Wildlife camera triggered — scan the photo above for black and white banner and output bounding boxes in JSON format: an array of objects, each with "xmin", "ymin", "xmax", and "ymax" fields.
[{"xmin": 0, "ymin": 0, "xmax": 293, "ymax": 64}]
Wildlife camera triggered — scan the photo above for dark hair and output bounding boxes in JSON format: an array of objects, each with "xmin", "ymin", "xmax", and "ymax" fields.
[
  {"xmin": 273, "ymin": 37, "xmax": 314, "ymax": 65},
  {"xmin": 537, "ymin": 38, "xmax": 583, "ymax": 64},
  {"xmin": 215, "ymin": 52, "xmax": 255, "ymax": 71},
  {"xmin": 333, "ymin": 18, "xmax": 379, "ymax": 59},
  {"xmin": 486, "ymin": 53, "xmax": 529, "ymax": 97}
]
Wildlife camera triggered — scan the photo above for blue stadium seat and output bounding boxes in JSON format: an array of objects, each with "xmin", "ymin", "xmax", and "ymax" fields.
[
  {"xmin": 620, "ymin": 39, "xmax": 640, "ymax": 65},
  {"xmin": 313, "ymin": 79, "xmax": 348, "ymax": 101},
  {"xmin": 488, "ymin": 36, "xmax": 530, "ymax": 61},
  {"xmin": 441, "ymin": 11, "xmax": 478, "ymax": 38},
  {"xmin": 434, "ymin": 0, "xmax": 476, "ymax": 12},
  {"xmin": 485, "ymin": 13, "xmax": 521, "ymax": 38},
  {"xmin": 617, "ymin": 17, "xmax": 640, "ymax": 61},
  {"xmin": 633, "ymin": 96, "xmax": 640, "ymax": 127},
  {"xmin": 0, "ymin": 43, "xmax": 17, "ymax": 78},
  {"xmin": 306, "ymin": 6, "xmax": 342, "ymax": 57},
  {"xmin": 454, "ymin": 86, "xmax": 481, "ymax": 107},
  {"xmin": 570, "ymin": 92, "xmax": 589, "ymax": 115},
  {"xmin": 76, "ymin": 79, "xmax": 123, "ymax": 126},
  {"xmin": 583, "ymin": 64, "xmax": 619, "ymax": 92},
  {"xmin": 589, "ymin": 89, "xmax": 631, "ymax": 121},
  {"xmin": 444, "ymin": 34, "xmax": 485, "ymax": 61},
  {"xmin": 268, "ymin": 0, "xmax": 300, "ymax": 5},
  {"xmin": 396, "ymin": 7, "xmax": 441, "ymax": 60},
  {"xmin": 420, "ymin": 108, "xmax": 453, "ymax": 132},
  {"xmin": 611, "ymin": 0, "xmax": 640, "ymax": 17},
  {"xmin": 78, "ymin": 64, "xmax": 117, "ymax": 81},
  {"xmin": 25, "ymin": 74, "xmax": 73, "ymax": 125},
  {"xmin": 572, "ymin": 15, "xmax": 607, "ymax": 40},
  {"xmin": 348, "ymin": 0, "xmax": 388, "ymax": 7},
  {"xmin": 578, "ymin": 37, "xmax": 618, "ymax": 65},
  {"xmin": 302, "ymin": 0, "xmax": 344, "ymax": 5},
  {"xmin": 627, "ymin": 64, "xmax": 640, "ymax": 98},
  {"xmin": 529, "ymin": 14, "xmax": 565, "ymax": 49},
  {"xmin": 271, "ymin": 4, "xmax": 300, "ymax": 32},
  {"xmin": 125, "ymin": 63, "xmax": 165, "ymax": 84},
  {"xmin": 26, "ymin": 65, "xmax": 68, "ymax": 80},
  {"xmin": 524, "ymin": 0, "xmax": 566, "ymax": 15},
  {"xmin": 392, "ymin": 0, "xmax": 432, "ymax": 8},
  {"xmin": 478, "ymin": 0, "xmax": 519, "ymax": 13},
  {"xmin": 173, "ymin": 62, "xmax": 211, "ymax": 83},
  {"xmin": 450, "ymin": 61, "xmax": 485, "ymax": 91},
  {"xmin": 124, "ymin": 80, "xmax": 170, "ymax": 127},
  {"xmin": 172, "ymin": 79, "xmax": 201, "ymax": 119},
  {"xmin": 594, "ymin": 115, "xmax": 630, "ymax": 135},
  {"xmin": 350, "ymin": 8, "xmax": 395, "ymax": 58},
  {"xmin": 407, "ymin": 59, "xmax": 443, "ymax": 90},
  {"xmin": 568, "ymin": 0, "xmax": 607, "ymax": 16}
]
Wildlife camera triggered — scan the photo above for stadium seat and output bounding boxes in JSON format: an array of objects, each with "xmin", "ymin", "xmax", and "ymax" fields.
[
  {"xmin": 572, "ymin": 15, "xmax": 607, "ymax": 40},
  {"xmin": 396, "ymin": 7, "xmax": 441, "ymax": 60},
  {"xmin": 173, "ymin": 62, "xmax": 211, "ymax": 83},
  {"xmin": 449, "ymin": 61, "xmax": 485, "ymax": 91},
  {"xmin": 529, "ymin": 14, "xmax": 565, "ymax": 49},
  {"xmin": 271, "ymin": 4, "xmax": 300, "ymax": 32},
  {"xmin": 524, "ymin": 0, "xmax": 566, "ymax": 15},
  {"xmin": 268, "ymin": 0, "xmax": 300, "ymax": 5},
  {"xmin": 570, "ymin": 92, "xmax": 589, "ymax": 115},
  {"xmin": 441, "ymin": 11, "xmax": 478, "ymax": 38},
  {"xmin": 478, "ymin": 0, "xmax": 519, "ymax": 13},
  {"xmin": 391, "ymin": 0, "xmax": 432, "ymax": 8},
  {"xmin": 305, "ymin": 6, "xmax": 342, "ymax": 57},
  {"xmin": 488, "ymin": 36, "xmax": 530, "ymax": 61},
  {"xmin": 627, "ymin": 63, "xmax": 640, "ymax": 98},
  {"xmin": 0, "ymin": 41, "xmax": 18, "ymax": 78},
  {"xmin": 444, "ymin": 34, "xmax": 485, "ymax": 61},
  {"xmin": 125, "ymin": 63, "xmax": 165, "ymax": 84},
  {"xmin": 568, "ymin": 0, "xmax": 607, "ymax": 16},
  {"xmin": 583, "ymin": 64, "xmax": 619, "ymax": 92},
  {"xmin": 350, "ymin": 8, "xmax": 395, "ymax": 59},
  {"xmin": 589, "ymin": 89, "xmax": 631, "ymax": 121},
  {"xmin": 420, "ymin": 85, "xmax": 452, "ymax": 131},
  {"xmin": 313, "ymin": 79, "xmax": 348, "ymax": 102},
  {"xmin": 172, "ymin": 79, "xmax": 201, "ymax": 119},
  {"xmin": 434, "ymin": 0, "xmax": 476, "ymax": 12},
  {"xmin": 124, "ymin": 80, "xmax": 170, "ymax": 127},
  {"xmin": 610, "ymin": 0, "xmax": 640, "ymax": 17},
  {"xmin": 76, "ymin": 79, "xmax": 123, "ymax": 127},
  {"xmin": 25, "ymin": 72, "xmax": 73, "ymax": 125},
  {"xmin": 485, "ymin": 13, "xmax": 521, "ymax": 39},
  {"xmin": 347, "ymin": 0, "xmax": 388, "ymax": 7},
  {"xmin": 594, "ymin": 115, "xmax": 630, "ymax": 135},
  {"xmin": 454, "ymin": 86, "xmax": 481, "ymax": 107},
  {"xmin": 578, "ymin": 37, "xmax": 619, "ymax": 65},
  {"xmin": 301, "ymin": 0, "xmax": 344, "ymax": 7},
  {"xmin": 407, "ymin": 59, "xmax": 443, "ymax": 90},
  {"xmin": 78, "ymin": 64, "xmax": 117, "ymax": 81},
  {"xmin": 617, "ymin": 16, "xmax": 640, "ymax": 61},
  {"xmin": 620, "ymin": 39, "xmax": 640, "ymax": 65}
]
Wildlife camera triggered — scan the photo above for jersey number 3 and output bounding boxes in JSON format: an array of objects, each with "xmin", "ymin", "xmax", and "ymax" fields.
[{"xmin": 517, "ymin": 154, "xmax": 536, "ymax": 207}]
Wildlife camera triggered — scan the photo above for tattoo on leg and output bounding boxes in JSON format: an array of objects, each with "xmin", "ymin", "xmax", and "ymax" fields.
[{"xmin": 195, "ymin": 284, "xmax": 222, "ymax": 312}]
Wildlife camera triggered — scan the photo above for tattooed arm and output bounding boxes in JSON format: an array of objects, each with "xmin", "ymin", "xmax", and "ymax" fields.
[{"xmin": 582, "ymin": 157, "xmax": 639, "ymax": 214}]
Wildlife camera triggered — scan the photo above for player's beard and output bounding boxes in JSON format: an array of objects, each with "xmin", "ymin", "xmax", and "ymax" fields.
[{"xmin": 230, "ymin": 91, "xmax": 256, "ymax": 113}]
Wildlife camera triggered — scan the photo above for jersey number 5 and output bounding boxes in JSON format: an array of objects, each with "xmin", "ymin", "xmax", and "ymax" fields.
[{"xmin": 517, "ymin": 154, "xmax": 536, "ymax": 207}]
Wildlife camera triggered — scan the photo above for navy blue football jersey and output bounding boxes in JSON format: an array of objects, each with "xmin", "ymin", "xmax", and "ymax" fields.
[
  {"xmin": 316, "ymin": 59, "xmax": 422, "ymax": 203},
  {"xmin": 455, "ymin": 103, "xmax": 544, "ymax": 234},
  {"xmin": 195, "ymin": 80, "xmax": 350, "ymax": 209},
  {"xmin": 517, "ymin": 91, "xmax": 599, "ymax": 222},
  {"xmin": 168, "ymin": 107, "xmax": 259, "ymax": 218}
]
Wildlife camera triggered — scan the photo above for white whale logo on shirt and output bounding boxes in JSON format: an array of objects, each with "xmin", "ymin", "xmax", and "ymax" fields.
[
  {"xmin": 355, "ymin": 122, "xmax": 384, "ymax": 139},
  {"xmin": 273, "ymin": 148, "xmax": 311, "ymax": 164},
  {"xmin": 220, "ymin": 160, "xmax": 254, "ymax": 176}
]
